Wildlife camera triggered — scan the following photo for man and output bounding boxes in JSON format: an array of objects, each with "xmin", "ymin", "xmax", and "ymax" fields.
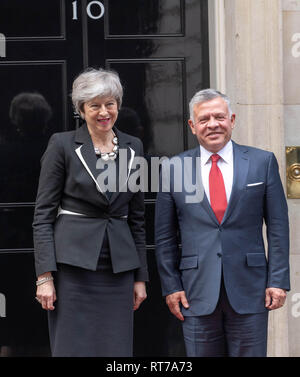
[{"xmin": 155, "ymin": 89, "xmax": 290, "ymax": 357}]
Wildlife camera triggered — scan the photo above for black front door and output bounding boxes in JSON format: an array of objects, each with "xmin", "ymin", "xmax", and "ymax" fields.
[{"xmin": 0, "ymin": 0, "xmax": 209, "ymax": 356}]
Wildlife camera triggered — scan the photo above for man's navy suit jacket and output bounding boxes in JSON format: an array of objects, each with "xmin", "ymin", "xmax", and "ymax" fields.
[{"xmin": 155, "ymin": 141, "xmax": 290, "ymax": 315}]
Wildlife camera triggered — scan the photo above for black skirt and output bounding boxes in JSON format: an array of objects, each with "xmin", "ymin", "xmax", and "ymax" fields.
[{"xmin": 48, "ymin": 234, "xmax": 134, "ymax": 357}]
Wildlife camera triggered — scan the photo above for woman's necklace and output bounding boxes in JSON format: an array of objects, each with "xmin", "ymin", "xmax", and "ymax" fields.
[{"xmin": 94, "ymin": 132, "xmax": 119, "ymax": 161}]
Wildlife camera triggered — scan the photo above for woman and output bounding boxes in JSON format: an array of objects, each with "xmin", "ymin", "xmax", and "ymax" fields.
[{"xmin": 33, "ymin": 68, "xmax": 148, "ymax": 357}]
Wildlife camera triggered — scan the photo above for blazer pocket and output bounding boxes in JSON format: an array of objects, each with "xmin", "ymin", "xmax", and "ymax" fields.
[
  {"xmin": 179, "ymin": 256, "xmax": 198, "ymax": 270},
  {"xmin": 246, "ymin": 253, "xmax": 267, "ymax": 267},
  {"xmin": 245, "ymin": 183, "xmax": 265, "ymax": 191},
  {"xmin": 246, "ymin": 182, "xmax": 264, "ymax": 187}
]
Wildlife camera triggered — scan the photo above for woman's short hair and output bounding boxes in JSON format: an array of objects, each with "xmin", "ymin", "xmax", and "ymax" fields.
[
  {"xmin": 189, "ymin": 89, "xmax": 233, "ymax": 122},
  {"xmin": 72, "ymin": 67, "xmax": 123, "ymax": 116}
]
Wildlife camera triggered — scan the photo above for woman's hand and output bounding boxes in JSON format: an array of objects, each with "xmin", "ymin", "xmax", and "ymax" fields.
[
  {"xmin": 133, "ymin": 281, "xmax": 147, "ymax": 311},
  {"xmin": 36, "ymin": 272, "xmax": 57, "ymax": 311}
]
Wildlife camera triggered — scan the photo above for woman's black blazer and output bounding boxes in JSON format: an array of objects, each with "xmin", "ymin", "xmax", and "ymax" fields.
[{"xmin": 33, "ymin": 124, "xmax": 148, "ymax": 281}]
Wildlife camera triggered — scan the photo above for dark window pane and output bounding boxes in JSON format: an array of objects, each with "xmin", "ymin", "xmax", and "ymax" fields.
[
  {"xmin": 0, "ymin": 0, "xmax": 63, "ymax": 39},
  {"xmin": 110, "ymin": 60, "xmax": 184, "ymax": 156},
  {"xmin": 0, "ymin": 207, "xmax": 34, "ymax": 250},
  {"xmin": 0, "ymin": 253, "xmax": 50, "ymax": 356},
  {"xmin": 107, "ymin": 0, "xmax": 183, "ymax": 36},
  {"xmin": 0, "ymin": 62, "xmax": 66, "ymax": 203}
]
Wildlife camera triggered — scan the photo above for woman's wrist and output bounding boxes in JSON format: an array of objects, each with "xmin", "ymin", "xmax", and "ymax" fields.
[
  {"xmin": 36, "ymin": 272, "xmax": 53, "ymax": 286},
  {"xmin": 37, "ymin": 272, "xmax": 52, "ymax": 279}
]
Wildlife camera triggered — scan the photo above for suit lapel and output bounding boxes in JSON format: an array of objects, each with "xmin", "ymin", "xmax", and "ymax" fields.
[
  {"xmin": 188, "ymin": 147, "xmax": 219, "ymax": 225},
  {"xmin": 195, "ymin": 141, "xmax": 249, "ymax": 225},
  {"xmin": 201, "ymin": 191, "xmax": 220, "ymax": 225},
  {"xmin": 75, "ymin": 125, "xmax": 136, "ymax": 202},
  {"xmin": 108, "ymin": 128, "xmax": 135, "ymax": 204},
  {"xmin": 221, "ymin": 141, "xmax": 249, "ymax": 224},
  {"xmin": 74, "ymin": 124, "xmax": 108, "ymax": 200},
  {"xmin": 197, "ymin": 146, "xmax": 219, "ymax": 224}
]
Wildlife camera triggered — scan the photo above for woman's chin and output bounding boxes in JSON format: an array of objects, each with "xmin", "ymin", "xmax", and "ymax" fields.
[{"xmin": 88, "ymin": 122, "xmax": 114, "ymax": 133}]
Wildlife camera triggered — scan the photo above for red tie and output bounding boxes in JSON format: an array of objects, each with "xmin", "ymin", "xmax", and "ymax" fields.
[{"xmin": 209, "ymin": 154, "xmax": 227, "ymax": 223}]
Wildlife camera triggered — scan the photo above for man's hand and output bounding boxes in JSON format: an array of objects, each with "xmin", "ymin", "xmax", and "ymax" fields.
[
  {"xmin": 133, "ymin": 281, "xmax": 147, "ymax": 311},
  {"xmin": 166, "ymin": 291, "xmax": 189, "ymax": 321},
  {"xmin": 265, "ymin": 287, "xmax": 287, "ymax": 310}
]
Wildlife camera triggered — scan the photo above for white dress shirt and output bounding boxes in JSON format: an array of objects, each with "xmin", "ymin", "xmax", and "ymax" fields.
[{"xmin": 200, "ymin": 140, "xmax": 234, "ymax": 204}]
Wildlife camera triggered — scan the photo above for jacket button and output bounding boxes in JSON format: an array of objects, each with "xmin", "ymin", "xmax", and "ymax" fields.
[{"xmin": 217, "ymin": 253, "xmax": 222, "ymax": 258}]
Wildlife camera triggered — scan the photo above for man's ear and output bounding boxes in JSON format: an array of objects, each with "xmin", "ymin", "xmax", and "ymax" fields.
[
  {"xmin": 188, "ymin": 119, "xmax": 196, "ymax": 134},
  {"xmin": 231, "ymin": 114, "xmax": 236, "ymax": 129}
]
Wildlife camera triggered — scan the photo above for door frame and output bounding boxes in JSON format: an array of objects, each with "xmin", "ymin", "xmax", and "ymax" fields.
[{"xmin": 208, "ymin": 0, "xmax": 226, "ymax": 92}]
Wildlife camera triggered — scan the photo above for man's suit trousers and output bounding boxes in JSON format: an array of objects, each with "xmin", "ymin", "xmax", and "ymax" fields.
[{"xmin": 182, "ymin": 277, "xmax": 269, "ymax": 357}]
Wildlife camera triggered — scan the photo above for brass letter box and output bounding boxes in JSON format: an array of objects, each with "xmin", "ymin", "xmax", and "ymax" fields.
[{"xmin": 286, "ymin": 147, "xmax": 300, "ymax": 198}]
